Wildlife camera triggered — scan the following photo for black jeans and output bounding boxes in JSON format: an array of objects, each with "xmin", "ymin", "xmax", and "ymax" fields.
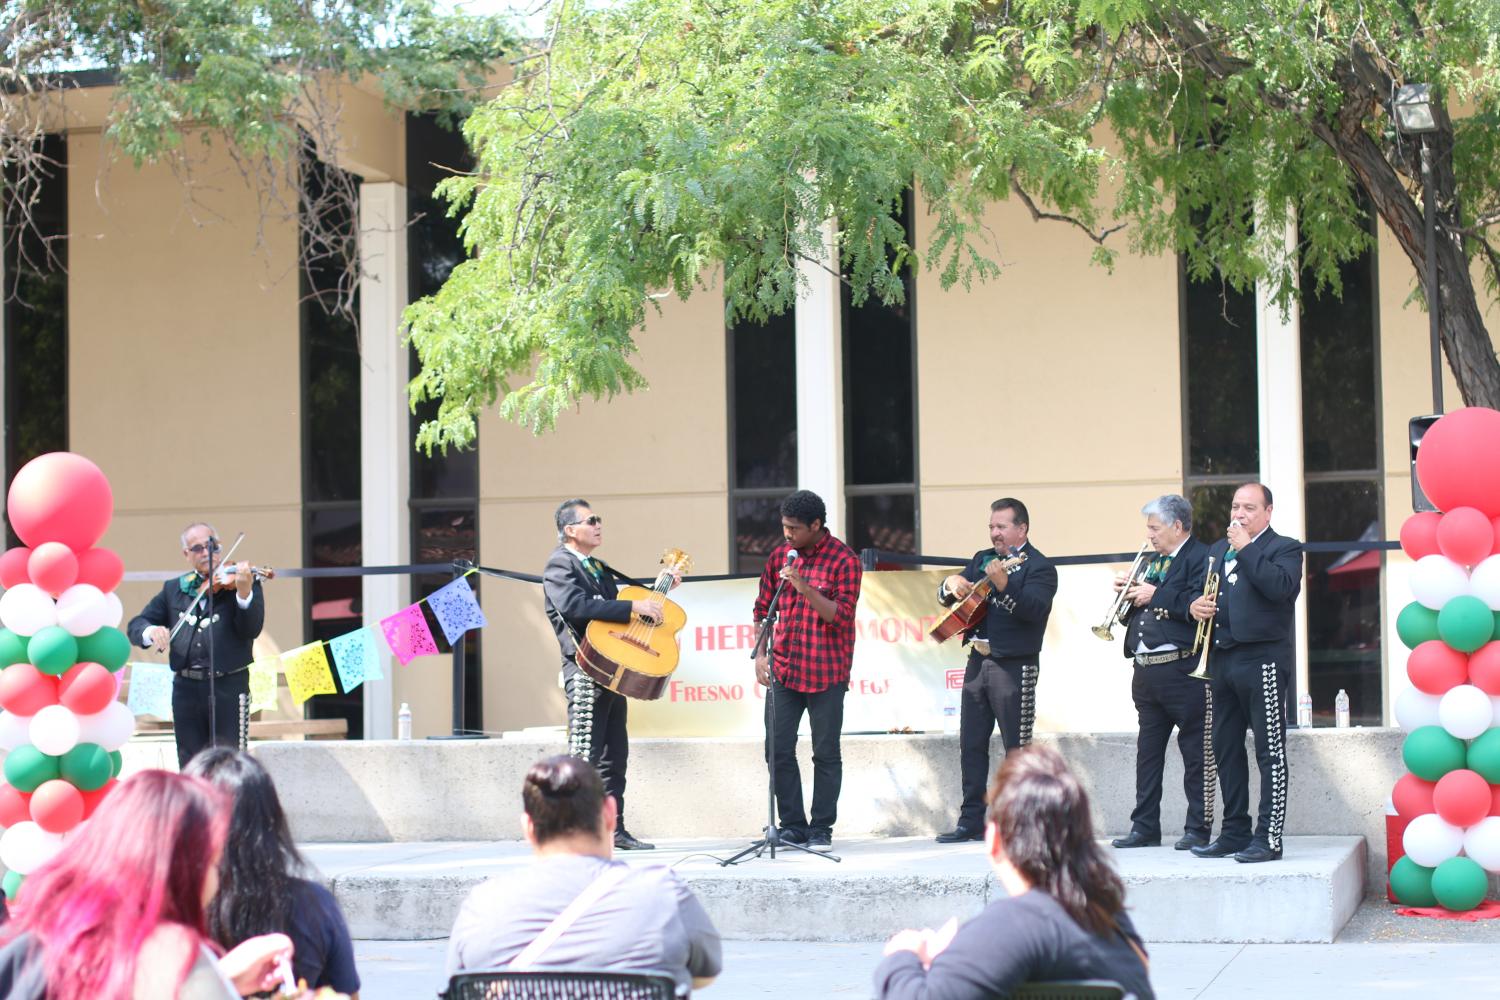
[
  {"xmin": 1129, "ymin": 657, "xmax": 1213, "ymax": 840},
  {"xmin": 958, "ymin": 654, "xmax": 1038, "ymax": 830},
  {"xmin": 171, "ymin": 670, "xmax": 249, "ymax": 769},
  {"xmin": 566, "ymin": 673, "xmax": 629, "ymax": 832},
  {"xmin": 764, "ymin": 677, "xmax": 847, "ymax": 836},
  {"xmin": 1210, "ymin": 641, "xmax": 1292, "ymax": 850}
]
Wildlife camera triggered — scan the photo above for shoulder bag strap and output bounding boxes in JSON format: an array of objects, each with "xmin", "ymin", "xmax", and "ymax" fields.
[{"xmin": 509, "ymin": 865, "xmax": 632, "ymax": 971}]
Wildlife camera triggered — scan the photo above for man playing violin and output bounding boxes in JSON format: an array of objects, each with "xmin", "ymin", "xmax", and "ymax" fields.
[
  {"xmin": 127, "ymin": 522, "xmax": 266, "ymax": 767},
  {"xmin": 934, "ymin": 498, "xmax": 1057, "ymax": 844}
]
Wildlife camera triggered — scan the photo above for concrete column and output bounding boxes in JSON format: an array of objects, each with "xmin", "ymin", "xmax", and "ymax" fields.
[
  {"xmin": 794, "ymin": 220, "xmax": 844, "ymax": 535},
  {"xmin": 1255, "ymin": 212, "xmax": 1309, "ymax": 701},
  {"xmin": 358, "ymin": 181, "xmax": 410, "ymax": 738}
]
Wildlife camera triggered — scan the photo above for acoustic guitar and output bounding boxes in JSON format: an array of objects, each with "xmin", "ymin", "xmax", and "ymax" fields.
[
  {"xmin": 578, "ymin": 548, "xmax": 693, "ymax": 701},
  {"xmin": 927, "ymin": 551, "xmax": 1029, "ymax": 643}
]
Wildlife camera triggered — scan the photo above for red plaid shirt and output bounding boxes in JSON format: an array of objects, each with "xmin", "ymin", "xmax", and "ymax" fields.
[{"xmin": 753, "ymin": 532, "xmax": 863, "ymax": 692}]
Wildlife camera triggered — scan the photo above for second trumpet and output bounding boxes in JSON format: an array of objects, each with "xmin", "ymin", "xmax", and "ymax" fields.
[{"xmin": 1188, "ymin": 556, "xmax": 1219, "ymax": 679}]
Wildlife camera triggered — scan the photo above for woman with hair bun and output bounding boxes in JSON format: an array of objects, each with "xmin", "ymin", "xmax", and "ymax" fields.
[{"xmin": 877, "ymin": 746, "xmax": 1155, "ymax": 999}]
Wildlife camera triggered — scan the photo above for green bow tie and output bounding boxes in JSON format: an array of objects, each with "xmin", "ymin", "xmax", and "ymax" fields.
[
  {"xmin": 1143, "ymin": 556, "xmax": 1172, "ymax": 584},
  {"xmin": 581, "ymin": 556, "xmax": 603, "ymax": 582}
]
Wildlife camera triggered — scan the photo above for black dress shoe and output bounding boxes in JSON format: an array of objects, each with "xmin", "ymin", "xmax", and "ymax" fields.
[
  {"xmin": 935, "ymin": 827, "xmax": 984, "ymax": 844},
  {"xmin": 614, "ymin": 830, "xmax": 656, "ymax": 851},
  {"xmin": 1190, "ymin": 837, "xmax": 1249, "ymax": 858},
  {"xmin": 1174, "ymin": 834, "xmax": 1209, "ymax": 851},
  {"xmin": 1110, "ymin": 832, "xmax": 1160, "ymax": 849},
  {"xmin": 1233, "ymin": 843, "xmax": 1283, "ymax": 863}
]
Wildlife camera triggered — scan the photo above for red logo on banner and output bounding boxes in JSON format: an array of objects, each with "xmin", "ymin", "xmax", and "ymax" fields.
[{"xmin": 945, "ymin": 669, "xmax": 963, "ymax": 690}]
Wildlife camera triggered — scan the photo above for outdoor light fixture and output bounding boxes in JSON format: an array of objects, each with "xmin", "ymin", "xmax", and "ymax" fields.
[{"xmin": 1393, "ymin": 83, "xmax": 1437, "ymax": 134}]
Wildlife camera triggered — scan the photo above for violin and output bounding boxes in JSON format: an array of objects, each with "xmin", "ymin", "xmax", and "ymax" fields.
[{"xmin": 211, "ymin": 562, "xmax": 276, "ymax": 592}]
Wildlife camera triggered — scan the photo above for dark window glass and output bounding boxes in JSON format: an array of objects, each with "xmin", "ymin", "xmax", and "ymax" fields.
[
  {"xmin": 732, "ymin": 312, "xmax": 797, "ymax": 490},
  {"xmin": 5, "ymin": 133, "xmax": 68, "ymax": 539},
  {"xmin": 1188, "ymin": 484, "xmax": 1239, "ymax": 545},
  {"xmin": 303, "ymin": 508, "xmax": 364, "ymax": 738},
  {"xmin": 847, "ymin": 493, "xmax": 916, "ymax": 562},
  {"xmin": 1182, "ymin": 272, "xmax": 1258, "ymax": 476},
  {"xmin": 733, "ymin": 496, "xmax": 785, "ymax": 575},
  {"xmin": 413, "ymin": 508, "xmax": 481, "ymax": 733},
  {"xmin": 1304, "ymin": 480, "xmax": 1382, "ymax": 727}
]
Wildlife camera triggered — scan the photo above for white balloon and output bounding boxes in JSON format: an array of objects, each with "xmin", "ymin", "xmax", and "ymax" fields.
[
  {"xmin": 55, "ymin": 584, "xmax": 107, "ymax": 638},
  {"xmin": 1463, "ymin": 817, "xmax": 1500, "ymax": 872},
  {"xmin": 77, "ymin": 699, "xmax": 134, "ymax": 752},
  {"xmin": 100, "ymin": 591, "xmax": 123, "ymax": 629},
  {"xmin": 0, "ymin": 711, "xmax": 30, "ymax": 750},
  {"xmin": 1412, "ymin": 555, "xmax": 1473, "ymax": 611},
  {"xmin": 1396, "ymin": 686, "xmax": 1445, "ymax": 731},
  {"xmin": 1404, "ymin": 813, "xmax": 1466, "ymax": 867},
  {"xmin": 1440, "ymin": 684, "xmax": 1496, "ymax": 740},
  {"xmin": 0, "ymin": 821, "xmax": 62, "ymax": 875},
  {"xmin": 0, "ymin": 584, "xmax": 56, "ymax": 637},
  {"xmin": 27, "ymin": 704, "xmax": 79, "ymax": 756},
  {"xmin": 1470, "ymin": 556, "xmax": 1500, "ymax": 610}
]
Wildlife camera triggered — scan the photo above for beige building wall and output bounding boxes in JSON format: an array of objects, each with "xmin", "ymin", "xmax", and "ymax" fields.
[{"xmin": 65, "ymin": 130, "xmax": 305, "ymax": 676}]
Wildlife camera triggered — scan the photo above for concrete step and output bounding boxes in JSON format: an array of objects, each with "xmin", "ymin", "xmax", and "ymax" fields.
[{"xmin": 304, "ymin": 834, "xmax": 1365, "ymax": 945}]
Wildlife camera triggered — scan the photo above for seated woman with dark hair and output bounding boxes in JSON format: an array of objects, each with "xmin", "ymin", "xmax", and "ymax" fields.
[
  {"xmin": 184, "ymin": 748, "xmax": 361, "ymax": 998},
  {"xmin": 446, "ymin": 755, "xmax": 722, "ymax": 996},
  {"xmin": 876, "ymin": 745, "xmax": 1155, "ymax": 1000}
]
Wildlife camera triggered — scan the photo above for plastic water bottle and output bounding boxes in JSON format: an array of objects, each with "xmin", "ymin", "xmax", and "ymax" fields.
[
  {"xmin": 1297, "ymin": 693, "xmax": 1313, "ymax": 729},
  {"xmin": 942, "ymin": 700, "xmax": 959, "ymax": 735},
  {"xmin": 398, "ymin": 702, "xmax": 413, "ymax": 740},
  {"xmin": 1334, "ymin": 689, "xmax": 1350, "ymax": 729}
]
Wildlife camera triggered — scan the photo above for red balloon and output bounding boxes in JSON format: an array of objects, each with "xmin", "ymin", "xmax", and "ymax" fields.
[
  {"xmin": 0, "ymin": 548, "xmax": 30, "ymax": 589},
  {"xmin": 1416, "ymin": 408, "xmax": 1500, "ymax": 517},
  {"xmin": 1470, "ymin": 643, "xmax": 1500, "ymax": 695},
  {"xmin": 1394, "ymin": 773, "xmax": 1438, "ymax": 818},
  {"xmin": 1438, "ymin": 507, "xmax": 1495, "ymax": 567},
  {"xmin": 6, "ymin": 453, "xmax": 113, "ymax": 551},
  {"xmin": 1434, "ymin": 769, "xmax": 1492, "ymax": 827},
  {"xmin": 1408, "ymin": 640, "xmax": 1470, "ymax": 695},
  {"xmin": 1401, "ymin": 512, "xmax": 1444, "ymax": 561},
  {"xmin": 0, "ymin": 663, "xmax": 59, "ymax": 716},
  {"xmin": 58, "ymin": 662, "xmax": 116, "ymax": 717},
  {"xmin": 26, "ymin": 542, "xmax": 78, "ymax": 596},
  {"xmin": 74, "ymin": 548, "xmax": 123, "ymax": 594},
  {"xmin": 29, "ymin": 779, "xmax": 83, "ymax": 834},
  {"xmin": 78, "ymin": 779, "xmax": 117, "ymax": 820},
  {"xmin": 0, "ymin": 783, "xmax": 30, "ymax": 827}
]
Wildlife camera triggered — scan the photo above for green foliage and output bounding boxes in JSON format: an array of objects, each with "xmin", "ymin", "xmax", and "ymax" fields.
[{"xmin": 408, "ymin": 0, "xmax": 1500, "ymax": 443}]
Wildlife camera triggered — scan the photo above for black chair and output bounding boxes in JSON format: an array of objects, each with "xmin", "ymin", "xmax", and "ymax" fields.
[
  {"xmin": 1013, "ymin": 981, "xmax": 1127, "ymax": 999},
  {"xmin": 441, "ymin": 969, "xmax": 678, "ymax": 1000}
]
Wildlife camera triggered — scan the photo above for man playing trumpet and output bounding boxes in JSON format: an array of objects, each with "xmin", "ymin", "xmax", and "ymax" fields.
[
  {"xmin": 1188, "ymin": 483, "xmax": 1304, "ymax": 864},
  {"xmin": 1108, "ymin": 495, "xmax": 1215, "ymax": 852}
]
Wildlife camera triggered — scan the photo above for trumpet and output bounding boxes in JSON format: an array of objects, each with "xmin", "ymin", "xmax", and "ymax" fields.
[
  {"xmin": 1091, "ymin": 542, "xmax": 1153, "ymax": 641},
  {"xmin": 1187, "ymin": 556, "xmax": 1219, "ymax": 680}
]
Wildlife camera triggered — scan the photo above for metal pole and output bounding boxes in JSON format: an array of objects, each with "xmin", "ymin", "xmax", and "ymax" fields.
[
  {"xmin": 1423, "ymin": 139, "xmax": 1443, "ymax": 415},
  {"xmin": 451, "ymin": 561, "xmax": 466, "ymax": 736}
]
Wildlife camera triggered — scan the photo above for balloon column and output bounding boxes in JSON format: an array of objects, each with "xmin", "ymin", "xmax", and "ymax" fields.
[
  {"xmin": 1391, "ymin": 408, "xmax": 1500, "ymax": 912},
  {"xmin": 0, "ymin": 454, "xmax": 131, "ymax": 899}
]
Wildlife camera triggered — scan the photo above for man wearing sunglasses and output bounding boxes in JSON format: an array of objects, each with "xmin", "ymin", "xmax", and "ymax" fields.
[
  {"xmin": 542, "ymin": 499, "xmax": 673, "ymax": 850},
  {"xmin": 127, "ymin": 522, "xmax": 265, "ymax": 766}
]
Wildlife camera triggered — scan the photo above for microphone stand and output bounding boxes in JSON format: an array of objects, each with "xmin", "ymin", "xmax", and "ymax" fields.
[
  {"xmin": 205, "ymin": 537, "xmax": 219, "ymax": 750},
  {"xmin": 721, "ymin": 558, "xmax": 840, "ymax": 867}
]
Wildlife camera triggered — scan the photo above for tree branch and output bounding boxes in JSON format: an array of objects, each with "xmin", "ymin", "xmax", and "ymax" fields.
[{"xmin": 1008, "ymin": 169, "xmax": 1125, "ymax": 245}]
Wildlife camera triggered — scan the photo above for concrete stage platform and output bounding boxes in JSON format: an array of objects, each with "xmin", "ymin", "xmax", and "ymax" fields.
[{"xmin": 304, "ymin": 835, "xmax": 1365, "ymax": 945}]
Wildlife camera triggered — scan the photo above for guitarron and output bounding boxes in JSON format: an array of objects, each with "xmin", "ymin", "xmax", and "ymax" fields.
[
  {"xmin": 927, "ymin": 551, "xmax": 1029, "ymax": 643},
  {"xmin": 578, "ymin": 548, "xmax": 693, "ymax": 700}
]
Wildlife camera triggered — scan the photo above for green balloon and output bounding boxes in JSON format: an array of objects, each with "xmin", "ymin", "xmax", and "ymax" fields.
[
  {"xmin": 1469, "ymin": 728, "xmax": 1500, "ymax": 783},
  {"xmin": 1390, "ymin": 856, "xmax": 1438, "ymax": 907},
  {"xmin": 76, "ymin": 627, "xmax": 130, "ymax": 673},
  {"xmin": 1432, "ymin": 856, "xmax": 1489, "ymax": 911},
  {"xmin": 1404, "ymin": 725, "xmax": 1469, "ymax": 781},
  {"xmin": 1398, "ymin": 602, "xmax": 1442, "ymax": 650},
  {"xmin": 1439, "ymin": 596, "xmax": 1495, "ymax": 653},
  {"xmin": 108, "ymin": 748, "xmax": 123, "ymax": 778},
  {"xmin": 3, "ymin": 746, "xmax": 59, "ymax": 792},
  {"xmin": 2, "ymin": 870, "xmax": 22, "ymax": 901},
  {"xmin": 59, "ymin": 743, "xmax": 112, "ymax": 792},
  {"xmin": 27, "ymin": 626, "xmax": 78, "ymax": 677},
  {"xmin": 0, "ymin": 630, "xmax": 26, "ymax": 668}
]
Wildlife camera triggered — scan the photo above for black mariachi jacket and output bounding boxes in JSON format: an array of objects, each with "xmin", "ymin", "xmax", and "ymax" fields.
[
  {"xmin": 1206, "ymin": 527, "xmax": 1304, "ymax": 646},
  {"xmin": 1119, "ymin": 535, "xmax": 1209, "ymax": 658},
  {"xmin": 541, "ymin": 545, "xmax": 633, "ymax": 673},
  {"xmin": 127, "ymin": 576, "xmax": 265, "ymax": 674},
  {"xmin": 938, "ymin": 543, "xmax": 1058, "ymax": 660}
]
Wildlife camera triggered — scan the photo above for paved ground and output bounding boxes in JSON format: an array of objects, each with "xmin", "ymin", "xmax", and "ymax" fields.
[{"xmin": 355, "ymin": 932, "xmax": 1500, "ymax": 998}]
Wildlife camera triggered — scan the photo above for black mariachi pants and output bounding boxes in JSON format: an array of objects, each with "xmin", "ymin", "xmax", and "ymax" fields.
[
  {"xmin": 1210, "ymin": 641, "xmax": 1292, "ymax": 850},
  {"xmin": 171, "ymin": 669, "xmax": 250, "ymax": 769},
  {"xmin": 566, "ymin": 673, "xmax": 629, "ymax": 831},
  {"xmin": 1129, "ymin": 656, "xmax": 1214, "ymax": 840},
  {"xmin": 765, "ymin": 676, "xmax": 847, "ymax": 836},
  {"xmin": 957, "ymin": 653, "xmax": 1038, "ymax": 830}
]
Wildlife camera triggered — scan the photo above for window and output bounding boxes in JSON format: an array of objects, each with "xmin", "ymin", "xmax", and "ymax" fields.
[
  {"xmin": 300, "ymin": 148, "xmax": 364, "ymax": 738},
  {"xmin": 407, "ymin": 113, "xmax": 482, "ymax": 731},
  {"xmin": 4, "ymin": 133, "xmax": 68, "ymax": 545},
  {"xmin": 727, "ymin": 310, "xmax": 797, "ymax": 573},
  {"xmin": 843, "ymin": 190, "xmax": 918, "ymax": 563}
]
